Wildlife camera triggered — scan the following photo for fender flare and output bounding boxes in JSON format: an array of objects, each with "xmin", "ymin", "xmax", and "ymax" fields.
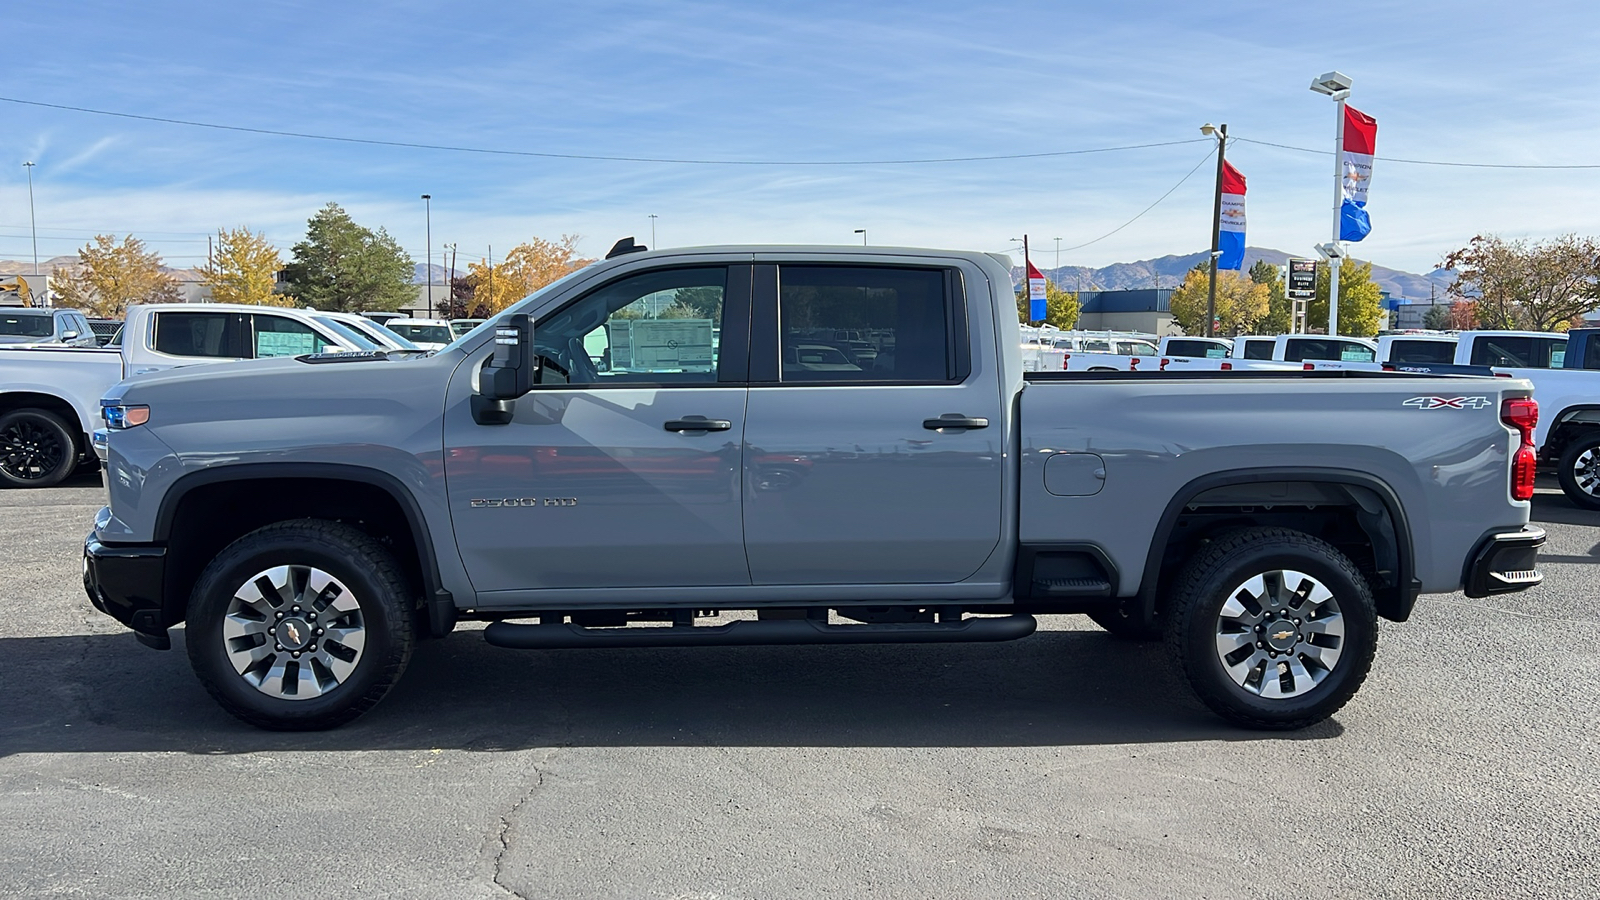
[{"xmin": 1136, "ymin": 466, "xmax": 1418, "ymax": 624}]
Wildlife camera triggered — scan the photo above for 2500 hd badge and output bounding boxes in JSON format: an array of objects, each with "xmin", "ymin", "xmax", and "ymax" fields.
[{"xmin": 469, "ymin": 497, "xmax": 578, "ymax": 508}]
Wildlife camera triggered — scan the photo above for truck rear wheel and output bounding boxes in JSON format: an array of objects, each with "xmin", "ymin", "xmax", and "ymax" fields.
[
  {"xmin": 1166, "ymin": 527, "xmax": 1377, "ymax": 730},
  {"xmin": 1556, "ymin": 433, "xmax": 1600, "ymax": 510},
  {"xmin": 0, "ymin": 409, "xmax": 77, "ymax": 488},
  {"xmin": 185, "ymin": 520, "xmax": 415, "ymax": 731}
]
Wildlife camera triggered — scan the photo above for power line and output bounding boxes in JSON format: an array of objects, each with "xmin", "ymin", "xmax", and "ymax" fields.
[
  {"xmin": 1001, "ymin": 146, "xmax": 1216, "ymax": 258},
  {"xmin": 1234, "ymin": 136, "xmax": 1600, "ymax": 169},
  {"xmin": 0, "ymin": 95, "xmax": 1209, "ymax": 166}
]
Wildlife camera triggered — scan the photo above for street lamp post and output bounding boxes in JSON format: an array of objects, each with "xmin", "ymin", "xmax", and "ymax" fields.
[
  {"xmin": 1053, "ymin": 237, "xmax": 1062, "ymax": 289},
  {"xmin": 420, "ymin": 194, "xmax": 433, "ymax": 317},
  {"xmin": 1310, "ymin": 71, "xmax": 1354, "ymax": 337},
  {"xmin": 1200, "ymin": 123, "xmax": 1228, "ymax": 338},
  {"xmin": 22, "ymin": 162, "xmax": 40, "ymax": 305},
  {"xmin": 853, "ymin": 228, "xmax": 867, "ymax": 246},
  {"xmin": 648, "ymin": 214, "xmax": 658, "ymax": 248}
]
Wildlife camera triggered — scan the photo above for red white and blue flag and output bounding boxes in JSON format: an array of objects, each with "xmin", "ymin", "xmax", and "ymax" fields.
[
  {"xmin": 1217, "ymin": 161, "xmax": 1246, "ymax": 270},
  {"xmin": 1340, "ymin": 105, "xmax": 1377, "ymax": 242}
]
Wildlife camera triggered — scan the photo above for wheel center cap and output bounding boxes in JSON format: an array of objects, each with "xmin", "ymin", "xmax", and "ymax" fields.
[
  {"xmin": 276, "ymin": 617, "xmax": 313, "ymax": 651},
  {"xmin": 1265, "ymin": 619, "xmax": 1300, "ymax": 651}
]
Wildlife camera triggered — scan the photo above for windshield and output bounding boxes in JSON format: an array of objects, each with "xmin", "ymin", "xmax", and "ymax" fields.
[
  {"xmin": 0, "ymin": 314, "xmax": 55, "ymax": 338},
  {"xmin": 314, "ymin": 318, "xmax": 383, "ymax": 350},
  {"xmin": 390, "ymin": 323, "xmax": 454, "ymax": 344}
]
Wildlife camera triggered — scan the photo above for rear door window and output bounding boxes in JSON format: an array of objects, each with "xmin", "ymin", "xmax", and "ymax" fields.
[
  {"xmin": 775, "ymin": 265, "xmax": 958, "ymax": 383},
  {"xmin": 1242, "ymin": 340, "xmax": 1273, "ymax": 360},
  {"xmin": 152, "ymin": 312, "xmax": 245, "ymax": 358}
]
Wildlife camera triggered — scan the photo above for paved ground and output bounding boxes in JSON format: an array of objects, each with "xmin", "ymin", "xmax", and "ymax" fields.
[{"xmin": 1, "ymin": 473, "xmax": 1596, "ymax": 899}]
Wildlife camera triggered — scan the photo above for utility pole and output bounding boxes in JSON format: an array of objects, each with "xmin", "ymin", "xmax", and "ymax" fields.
[
  {"xmin": 1053, "ymin": 237, "xmax": 1062, "ymax": 289},
  {"xmin": 648, "ymin": 214, "xmax": 658, "ymax": 248},
  {"xmin": 23, "ymin": 162, "xmax": 39, "ymax": 305},
  {"xmin": 420, "ymin": 194, "xmax": 433, "ymax": 317},
  {"xmin": 487, "ymin": 244, "xmax": 493, "ymax": 312},
  {"xmin": 1203, "ymin": 124, "xmax": 1228, "ymax": 338}
]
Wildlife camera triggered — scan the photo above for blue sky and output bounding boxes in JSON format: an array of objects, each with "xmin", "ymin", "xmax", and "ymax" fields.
[{"xmin": 1, "ymin": 0, "xmax": 1597, "ymax": 276}]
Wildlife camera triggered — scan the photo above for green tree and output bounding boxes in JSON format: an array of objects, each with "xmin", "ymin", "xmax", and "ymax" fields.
[
  {"xmin": 202, "ymin": 226, "xmax": 290, "ymax": 306},
  {"xmin": 1250, "ymin": 259, "xmax": 1291, "ymax": 335},
  {"xmin": 1015, "ymin": 280, "xmax": 1081, "ymax": 328},
  {"xmin": 50, "ymin": 234, "xmax": 182, "ymax": 317},
  {"xmin": 1169, "ymin": 266, "xmax": 1269, "ymax": 336},
  {"xmin": 1305, "ymin": 260, "xmax": 1383, "ymax": 337},
  {"xmin": 279, "ymin": 203, "xmax": 415, "ymax": 312},
  {"xmin": 1421, "ymin": 303, "xmax": 1451, "ymax": 330}
]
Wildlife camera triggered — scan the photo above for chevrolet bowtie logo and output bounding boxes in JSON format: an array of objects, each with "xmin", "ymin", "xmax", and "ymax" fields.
[
  {"xmin": 286, "ymin": 622, "xmax": 302, "ymax": 644},
  {"xmin": 1272, "ymin": 630, "xmax": 1294, "ymax": 641}
]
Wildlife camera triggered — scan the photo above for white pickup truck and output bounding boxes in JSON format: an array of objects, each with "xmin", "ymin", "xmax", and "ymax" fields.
[{"xmin": 0, "ymin": 303, "xmax": 382, "ymax": 488}]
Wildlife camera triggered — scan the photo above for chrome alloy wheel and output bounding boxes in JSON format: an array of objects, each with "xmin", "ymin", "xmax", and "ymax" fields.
[
  {"xmin": 1572, "ymin": 446, "xmax": 1600, "ymax": 498},
  {"xmin": 1213, "ymin": 569, "xmax": 1345, "ymax": 699},
  {"xmin": 222, "ymin": 565, "xmax": 367, "ymax": 700}
]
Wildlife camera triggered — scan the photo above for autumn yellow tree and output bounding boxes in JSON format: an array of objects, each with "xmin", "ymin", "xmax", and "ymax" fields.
[
  {"xmin": 202, "ymin": 227, "xmax": 292, "ymax": 306},
  {"xmin": 1305, "ymin": 259, "xmax": 1383, "ymax": 337},
  {"xmin": 467, "ymin": 235, "xmax": 594, "ymax": 313},
  {"xmin": 1169, "ymin": 266, "xmax": 1269, "ymax": 336},
  {"xmin": 51, "ymin": 235, "xmax": 182, "ymax": 317}
]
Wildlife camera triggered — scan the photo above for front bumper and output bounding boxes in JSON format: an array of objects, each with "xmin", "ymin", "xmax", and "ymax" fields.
[
  {"xmin": 83, "ymin": 534, "xmax": 170, "ymax": 650},
  {"xmin": 1463, "ymin": 527, "xmax": 1545, "ymax": 598}
]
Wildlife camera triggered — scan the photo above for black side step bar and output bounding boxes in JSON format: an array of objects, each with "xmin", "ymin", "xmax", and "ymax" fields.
[{"xmin": 482, "ymin": 615, "xmax": 1037, "ymax": 650}]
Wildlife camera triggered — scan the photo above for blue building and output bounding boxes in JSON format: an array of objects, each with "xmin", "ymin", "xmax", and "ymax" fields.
[{"xmin": 1074, "ymin": 289, "xmax": 1179, "ymax": 336}]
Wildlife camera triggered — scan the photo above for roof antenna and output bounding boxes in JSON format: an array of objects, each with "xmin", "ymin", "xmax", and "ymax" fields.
[{"xmin": 606, "ymin": 237, "xmax": 649, "ymax": 259}]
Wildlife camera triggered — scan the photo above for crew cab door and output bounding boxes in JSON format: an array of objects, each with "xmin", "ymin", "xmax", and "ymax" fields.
[
  {"xmin": 443, "ymin": 265, "xmax": 753, "ymax": 592},
  {"xmin": 740, "ymin": 262, "xmax": 1004, "ymax": 584}
]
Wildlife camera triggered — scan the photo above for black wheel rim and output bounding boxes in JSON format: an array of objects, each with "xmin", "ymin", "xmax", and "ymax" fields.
[{"xmin": 0, "ymin": 418, "xmax": 66, "ymax": 481}]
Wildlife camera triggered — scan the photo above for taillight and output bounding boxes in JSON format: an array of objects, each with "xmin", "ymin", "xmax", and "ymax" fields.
[
  {"xmin": 1501, "ymin": 397, "xmax": 1538, "ymax": 501},
  {"xmin": 1304, "ymin": 362, "xmax": 1315, "ymax": 370},
  {"xmin": 1220, "ymin": 362, "xmax": 1233, "ymax": 371},
  {"xmin": 1159, "ymin": 357, "xmax": 1170, "ymax": 371},
  {"xmin": 1128, "ymin": 357, "xmax": 1140, "ymax": 370}
]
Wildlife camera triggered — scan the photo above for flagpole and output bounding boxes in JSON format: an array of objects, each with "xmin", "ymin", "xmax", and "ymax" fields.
[
  {"xmin": 1329, "ymin": 98, "xmax": 1345, "ymax": 338},
  {"xmin": 1205, "ymin": 124, "xmax": 1227, "ymax": 338}
]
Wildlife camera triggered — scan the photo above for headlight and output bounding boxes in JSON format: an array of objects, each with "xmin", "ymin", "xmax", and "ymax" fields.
[{"xmin": 101, "ymin": 402, "xmax": 150, "ymax": 429}]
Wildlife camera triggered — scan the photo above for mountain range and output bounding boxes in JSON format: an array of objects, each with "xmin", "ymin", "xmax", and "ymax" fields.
[
  {"xmin": 1028, "ymin": 247, "xmax": 1456, "ymax": 303},
  {"xmin": 2, "ymin": 249, "xmax": 1458, "ymax": 304}
]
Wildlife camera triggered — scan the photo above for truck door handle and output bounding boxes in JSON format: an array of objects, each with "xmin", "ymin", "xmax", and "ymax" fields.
[
  {"xmin": 923, "ymin": 414, "xmax": 989, "ymax": 431},
  {"xmin": 664, "ymin": 416, "xmax": 733, "ymax": 432}
]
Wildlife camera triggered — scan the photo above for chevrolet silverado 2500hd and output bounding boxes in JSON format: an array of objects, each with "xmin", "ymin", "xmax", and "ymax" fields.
[{"xmin": 83, "ymin": 243, "xmax": 1545, "ymax": 731}]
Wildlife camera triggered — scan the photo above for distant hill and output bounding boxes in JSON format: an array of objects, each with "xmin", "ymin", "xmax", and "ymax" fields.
[{"xmin": 1027, "ymin": 246, "xmax": 1455, "ymax": 302}]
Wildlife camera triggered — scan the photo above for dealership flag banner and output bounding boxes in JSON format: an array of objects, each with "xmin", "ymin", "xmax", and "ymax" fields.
[
  {"xmin": 1218, "ymin": 161, "xmax": 1247, "ymax": 270},
  {"xmin": 1340, "ymin": 105, "xmax": 1377, "ymax": 242},
  {"xmin": 1027, "ymin": 260, "xmax": 1047, "ymax": 322}
]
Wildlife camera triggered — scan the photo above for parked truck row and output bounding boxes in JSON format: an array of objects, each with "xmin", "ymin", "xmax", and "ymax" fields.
[{"xmin": 80, "ymin": 243, "xmax": 1544, "ymax": 734}]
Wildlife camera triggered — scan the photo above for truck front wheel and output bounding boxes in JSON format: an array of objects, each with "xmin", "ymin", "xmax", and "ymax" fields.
[
  {"xmin": 1166, "ymin": 527, "xmax": 1377, "ymax": 730},
  {"xmin": 185, "ymin": 520, "xmax": 415, "ymax": 730},
  {"xmin": 1556, "ymin": 432, "xmax": 1600, "ymax": 511}
]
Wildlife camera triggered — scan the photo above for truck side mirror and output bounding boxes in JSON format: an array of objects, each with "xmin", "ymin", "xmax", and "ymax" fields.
[
  {"xmin": 480, "ymin": 314, "xmax": 535, "ymax": 401},
  {"xmin": 473, "ymin": 314, "xmax": 538, "ymax": 426}
]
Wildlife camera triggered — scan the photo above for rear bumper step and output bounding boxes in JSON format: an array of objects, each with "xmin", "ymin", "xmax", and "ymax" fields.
[{"xmin": 482, "ymin": 615, "xmax": 1037, "ymax": 650}]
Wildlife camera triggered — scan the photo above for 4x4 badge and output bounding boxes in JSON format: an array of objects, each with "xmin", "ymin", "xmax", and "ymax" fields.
[{"xmin": 1403, "ymin": 396, "xmax": 1491, "ymax": 410}]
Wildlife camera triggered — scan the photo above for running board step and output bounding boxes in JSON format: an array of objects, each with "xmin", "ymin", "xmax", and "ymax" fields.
[{"xmin": 482, "ymin": 615, "xmax": 1037, "ymax": 650}]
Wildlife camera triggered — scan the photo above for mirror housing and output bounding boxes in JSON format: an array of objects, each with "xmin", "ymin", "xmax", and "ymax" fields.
[
  {"xmin": 61, "ymin": 330, "xmax": 80, "ymax": 340},
  {"xmin": 480, "ymin": 314, "xmax": 535, "ymax": 401}
]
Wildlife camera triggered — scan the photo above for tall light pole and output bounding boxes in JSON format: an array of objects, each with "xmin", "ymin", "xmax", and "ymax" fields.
[
  {"xmin": 648, "ymin": 214, "xmax": 658, "ymax": 248},
  {"xmin": 1053, "ymin": 236, "xmax": 1062, "ymax": 286},
  {"xmin": 1310, "ymin": 71, "xmax": 1353, "ymax": 336},
  {"xmin": 1200, "ymin": 123, "xmax": 1228, "ymax": 338},
  {"xmin": 23, "ymin": 162, "xmax": 39, "ymax": 306},
  {"xmin": 420, "ymin": 194, "xmax": 432, "ymax": 317},
  {"xmin": 854, "ymin": 228, "xmax": 867, "ymax": 246}
]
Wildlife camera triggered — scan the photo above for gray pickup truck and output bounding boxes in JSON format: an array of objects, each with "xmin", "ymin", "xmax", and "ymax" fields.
[{"xmin": 83, "ymin": 242, "xmax": 1545, "ymax": 732}]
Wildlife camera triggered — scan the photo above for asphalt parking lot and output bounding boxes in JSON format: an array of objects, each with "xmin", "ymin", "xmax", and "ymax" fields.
[{"xmin": 2, "ymin": 474, "xmax": 1597, "ymax": 899}]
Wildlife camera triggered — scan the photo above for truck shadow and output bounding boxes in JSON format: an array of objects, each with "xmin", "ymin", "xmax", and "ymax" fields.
[
  {"xmin": 0, "ymin": 626, "xmax": 1340, "ymax": 756},
  {"xmin": 1530, "ymin": 491, "xmax": 1600, "ymax": 529}
]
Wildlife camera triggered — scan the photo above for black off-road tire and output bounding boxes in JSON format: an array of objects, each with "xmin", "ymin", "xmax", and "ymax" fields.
[
  {"xmin": 185, "ymin": 520, "xmax": 415, "ymax": 731},
  {"xmin": 0, "ymin": 409, "xmax": 78, "ymax": 488},
  {"xmin": 1165, "ymin": 527, "xmax": 1378, "ymax": 730},
  {"xmin": 1556, "ymin": 432, "xmax": 1600, "ymax": 511},
  {"xmin": 1086, "ymin": 607, "xmax": 1163, "ymax": 641}
]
